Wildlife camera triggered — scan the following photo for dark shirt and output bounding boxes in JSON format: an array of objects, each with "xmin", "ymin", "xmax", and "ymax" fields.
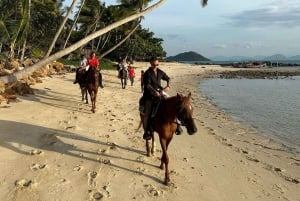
[{"xmin": 143, "ymin": 67, "xmax": 170, "ymax": 99}]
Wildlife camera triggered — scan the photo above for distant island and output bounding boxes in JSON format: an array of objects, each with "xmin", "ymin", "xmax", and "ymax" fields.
[
  {"xmin": 166, "ymin": 51, "xmax": 210, "ymax": 61},
  {"xmin": 210, "ymin": 54, "xmax": 300, "ymax": 61}
]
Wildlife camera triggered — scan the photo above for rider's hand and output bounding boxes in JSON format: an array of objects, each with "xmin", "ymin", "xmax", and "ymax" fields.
[
  {"xmin": 155, "ymin": 91, "xmax": 160, "ymax": 97},
  {"xmin": 163, "ymin": 86, "xmax": 170, "ymax": 93}
]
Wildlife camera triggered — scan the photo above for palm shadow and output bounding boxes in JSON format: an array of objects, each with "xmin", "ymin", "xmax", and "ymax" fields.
[
  {"xmin": 17, "ymin": 87, "xmax": 92, "ymax": 114},
  {"xmin": 0, "ymin": 120, "xmax": 163, "ymax": 184}
]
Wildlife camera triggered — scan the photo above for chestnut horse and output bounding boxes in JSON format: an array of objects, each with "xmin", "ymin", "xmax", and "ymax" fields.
[
  {"xmin": 140, "ymin": 92, "xmax": 197, "ymax": 185},
  {"xmin": 86, "ymin": 67, "xmax": 99, "ymax": 113}
]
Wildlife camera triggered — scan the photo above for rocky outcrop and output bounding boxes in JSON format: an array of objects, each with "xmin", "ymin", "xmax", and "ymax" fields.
[
  {"xmin": 0, "ymin": 58, "xmax": 67, "ymax": 104},
  {"xmin": 218, "ymin": 69, "xmax": 300, "ymax": 79}
]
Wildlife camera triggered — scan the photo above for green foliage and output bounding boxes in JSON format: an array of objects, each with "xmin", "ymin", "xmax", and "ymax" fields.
[
  {"xmin": 31, "ymin": 48, "xmax": 43, "ymax": 58},
  {"xmin": 1, "ymin": 0, "xmax": 167, "ymax": 61}
]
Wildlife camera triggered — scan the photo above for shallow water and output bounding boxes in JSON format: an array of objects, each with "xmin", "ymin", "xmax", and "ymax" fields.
[{"xmin": 199, "ymin": 76, "xmax": 300, "ymax": 152}]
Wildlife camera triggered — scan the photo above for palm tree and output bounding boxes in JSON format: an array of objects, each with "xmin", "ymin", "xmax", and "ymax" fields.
[
  {"xmin": 0, "ymin": 0, "xmax": 208, "ymax": 84},
  {"xmin": 100, "ymin": 20, "xmax": 141, "ymax": 59},
  {"xmin": 63, "ymin": 0, "xmax": 86, "ymax": 49},
  {"xmin": 45, "ymin": 0, "xmax": 78, "ymax": 57}
]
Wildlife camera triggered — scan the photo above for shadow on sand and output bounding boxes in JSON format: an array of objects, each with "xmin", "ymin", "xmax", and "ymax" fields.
[{"xmin": 0, "ymin": 120, "xmax": 164, "ymax": 184}]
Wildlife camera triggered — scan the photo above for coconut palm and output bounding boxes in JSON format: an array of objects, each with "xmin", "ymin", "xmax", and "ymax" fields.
[
  {"xmin": 46, "ymin": 0, "xmax": 78, "ymax": 57},
  {"xmin": 100, "ymin": 19, "xmax": 141, "ymax": 59},
  {"xmin": 63, "ymin": 0, "xmax": 86, "ymax": 49},
  {"xmin": 0, "ymin": 0, "xmax": 208, "ymax": 84}
]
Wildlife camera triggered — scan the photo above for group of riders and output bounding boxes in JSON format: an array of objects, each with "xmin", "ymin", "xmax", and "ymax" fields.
[
  {"xmin": 117, "ymin": 59, "xmax": 136, "ymax": 86},
  {"xmin": 73, "ymin": 51, "xmax": 104, "ymax": 88},
  {"xmin": 74, "ymin": 53, "xmax": 182, "ymax": 140}
]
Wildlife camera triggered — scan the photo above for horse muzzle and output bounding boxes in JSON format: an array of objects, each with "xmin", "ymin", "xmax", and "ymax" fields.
[{"xmin": 187, "ymin": 127, "xmax": 197, "ymax": 135}]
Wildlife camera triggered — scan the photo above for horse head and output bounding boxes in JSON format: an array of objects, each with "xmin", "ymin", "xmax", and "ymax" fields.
[{"xmin": 176, "ymin": 92, "xmax": 197, "ymax": 135}]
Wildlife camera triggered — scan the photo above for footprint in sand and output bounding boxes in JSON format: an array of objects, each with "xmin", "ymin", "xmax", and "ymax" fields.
[
  {"xmin": 73, "ymin": 165, "xmax": 83, "ymax": 171},
  {"xmin": 29, "ymin": 149, "xmax": 44, "ymax": 155},
  {"xmin": 30, "ymin": 163, "xmax": 46, "ymax": 171},
  {"xmin": 88, "ymin": 171, "xmax": 98, "ymax": 187},
  {"xmin": 15, "ymin": 179, "xmax": 34, "ymax": 188}
]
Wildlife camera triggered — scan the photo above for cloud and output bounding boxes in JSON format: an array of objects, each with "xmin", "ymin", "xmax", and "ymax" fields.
[
  {"xmin": 228, "ymin": 0, "xmax": 300, "ymax": 27},
  {"xmin": 165, "ymin": 34, "xmax": 180, "ymax": 39},
  {"xmin": 212, "ymin": 44, "xmax": 227, "ymax": 49}
]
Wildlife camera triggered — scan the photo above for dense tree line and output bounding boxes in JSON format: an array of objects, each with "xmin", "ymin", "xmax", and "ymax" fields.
[
  {"xmin": 0, "ymin": 0, "xmax": 208, "ymax": 84},
  {"xmin": 0, "ymin": 0, "xmax": 166, "ymax": 61}
]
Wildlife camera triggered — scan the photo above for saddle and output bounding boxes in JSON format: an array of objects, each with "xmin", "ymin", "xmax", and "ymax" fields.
[{"xmin": 139, "ymin": 95, "xmax": 164, "ymax": 117}]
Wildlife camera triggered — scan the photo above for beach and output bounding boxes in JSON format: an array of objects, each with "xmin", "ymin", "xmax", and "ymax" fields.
[{"xmin": 0, "ymin": 62, "xmax": 299, "ymax": 201}]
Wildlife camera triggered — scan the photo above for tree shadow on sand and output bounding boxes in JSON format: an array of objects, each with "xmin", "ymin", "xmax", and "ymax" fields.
[{"xmin": 0, "ymin": 120, "xmax": 164, "ymax": 184}]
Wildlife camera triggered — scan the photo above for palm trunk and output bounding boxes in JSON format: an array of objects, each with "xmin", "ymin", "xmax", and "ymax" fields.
[
  {"xmin": 46, "ymin": 0, "xmax": 78, "ymax": 57},
  {"xmin": 20, "ymin": 38, "xmax": 27, "ymax": 62},
  {"xmin": 21, "ymin": 0, "xmax": 31, "ymax": 62},
  {"xmin": 63, "ymin": 0, "xmax": 85, "ymax": 49},
  {"xmin": 100, "ymin": 21, "xmax": 140, "ymax": 59}
]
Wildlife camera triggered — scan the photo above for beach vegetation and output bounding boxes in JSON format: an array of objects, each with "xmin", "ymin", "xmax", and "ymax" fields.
[{"xmin": 0, "ymin": 0, "xmax": 208, "ymax": 85}]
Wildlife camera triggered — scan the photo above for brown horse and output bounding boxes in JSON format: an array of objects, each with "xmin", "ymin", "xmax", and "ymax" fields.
[
  {"xmin": 76, "ymin": 70, "xmax": 88, "ymax": 104},
  {"xmin": 140, "ymin": 92, "xmax": 197, "ymax": 185},
  {"xmin": 119, "ymin": 67, "xmax": 127, "ymax": 89},
  {"xmin": 86, "ymin": 67, "xmax": 99, "ymax": 113}
]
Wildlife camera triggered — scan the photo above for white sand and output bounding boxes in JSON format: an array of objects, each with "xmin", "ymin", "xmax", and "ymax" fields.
[{"xmin": 0, "ymin": 62, "xmax": 299, "ymax": 201}]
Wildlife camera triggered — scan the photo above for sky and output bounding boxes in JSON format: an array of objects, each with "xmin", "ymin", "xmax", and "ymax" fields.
[{"xmin": 65, "ymin": 0, "xmax": 300, "ymax": 58}]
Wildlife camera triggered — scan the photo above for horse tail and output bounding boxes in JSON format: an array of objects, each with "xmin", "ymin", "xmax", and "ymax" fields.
[{"xmin": 135, "ymin": 113, "xmax": 143, "ymax": 133}]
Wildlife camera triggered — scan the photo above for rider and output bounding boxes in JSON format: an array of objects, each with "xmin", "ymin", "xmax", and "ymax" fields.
[
  {"xmin": 117, "ymin": 59, "xmax": 129, "ymax": 78},
  {"xmin": 73, "ymin": 54, "xmax": 89, "ymax": 84},
  {"xmin": 141, "ymin": 56, "xmax": 183, "ymax": 140},
  {"xmin": 87, "ymin": 51, "xmax": 104, "ymax": 88}
]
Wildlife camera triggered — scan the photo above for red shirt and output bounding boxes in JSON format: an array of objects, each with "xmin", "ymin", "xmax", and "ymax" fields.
[
  {"xmin": 128, "ymin": 67, "xmax": 135, "ymax": 78},
  {"xmin": 88, "ymin": 57, "xmax": 99, "ymax": 68}
]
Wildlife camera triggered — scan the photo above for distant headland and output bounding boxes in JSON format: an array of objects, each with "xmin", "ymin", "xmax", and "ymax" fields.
[{"xmin": 166, "ymin": 51, "xmax": 210, "ymax": 62}]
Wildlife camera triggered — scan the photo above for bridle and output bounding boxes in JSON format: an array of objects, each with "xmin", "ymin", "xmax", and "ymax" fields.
[{"xmin": 174, "ymin": 96, "xmax": 191, "ymax": 127}]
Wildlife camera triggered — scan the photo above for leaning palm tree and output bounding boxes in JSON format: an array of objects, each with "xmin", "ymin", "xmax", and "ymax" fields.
[
  {"xmin": 0, "ymin": 0, "xmax": 208, "ymax": 85},
  {"xmin": 63, "ymin": 0, "xmax": 86, "ymax": 49},
  {"xmin": 100, "ymin": 20, "xmax": 141, "ymax": 59},
  {"xmin": 45, "ymin": 0, "xmax": 78, "ymax": 57}
]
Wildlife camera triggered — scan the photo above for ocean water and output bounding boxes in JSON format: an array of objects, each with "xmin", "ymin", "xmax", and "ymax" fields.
[{"xmin": 199, "ymin": 76, "xmax": 300, "ymax": 152}]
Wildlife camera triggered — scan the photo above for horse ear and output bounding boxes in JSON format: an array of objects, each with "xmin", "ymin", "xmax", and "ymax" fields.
[{"xmin": 188, "ymin": 92, "xmax": 192, "ymax": 99}]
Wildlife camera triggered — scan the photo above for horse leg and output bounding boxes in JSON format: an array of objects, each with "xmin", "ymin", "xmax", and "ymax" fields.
[
  {"xmin": 146, "ymin": 139, "xmax": 151, "ymax": 157},
  {"xmin": 90, "ymin": 91, "xmax": 95, "ymax": 113},
  {"xmin": 85, "ymin": 90, "xmax": 88, "ymax": 104},
  {"xmin": 151, "ymin": 133, "xmax": 156, "ymax": 155},
  {"xmin": 159, "ymin": 138, "xmax": 170, "ymax": 185},
  {"xmin": 121, "ymin": 79, "xmax": 124, "ymax": 89},
  {"xmin": 81, "ymin": 88, "xmax": 84, "ymax": 102}
]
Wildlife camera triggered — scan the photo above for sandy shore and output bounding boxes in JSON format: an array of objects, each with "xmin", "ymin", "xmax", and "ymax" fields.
[{"xmin": 0, "ymin": 62, "xmax": 299, "ymax": 201}]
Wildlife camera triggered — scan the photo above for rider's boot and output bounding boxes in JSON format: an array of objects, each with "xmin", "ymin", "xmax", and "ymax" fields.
[{"xmin": 143, "ymin": 119, "xmax": 152, "ymax": 140}]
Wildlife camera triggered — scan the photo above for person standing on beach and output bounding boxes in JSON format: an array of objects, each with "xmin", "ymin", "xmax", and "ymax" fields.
[
  {"xmin": 141, "ymin": 56, "xmax": 182, "ymax": 140},
  {"xmin": 87, "ymin": 51, "xmax": 104, "ymax": 88},
  {"xmin": 128, "ymin": 64, "xmax": 135, "ymax": 86}
]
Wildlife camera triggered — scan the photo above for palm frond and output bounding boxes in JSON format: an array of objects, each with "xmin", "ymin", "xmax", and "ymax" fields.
[{"xmin": 201, "ymin": 0, "xmax": 208, "ymax": 7}]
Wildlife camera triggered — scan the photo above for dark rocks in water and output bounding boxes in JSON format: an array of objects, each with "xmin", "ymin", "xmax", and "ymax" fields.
[{"xmin": 218, "ymin": 69, "xmax": 300, "ymax": 79}]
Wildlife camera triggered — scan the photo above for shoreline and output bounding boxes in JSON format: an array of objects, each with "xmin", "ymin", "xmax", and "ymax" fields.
[
  {"xmin": 197, "ymin": 77, "xmax": 300, "ymax": 155},
  {"xmin": 0, "ymin": 62, "xmax": 299, "ymax": 200}
]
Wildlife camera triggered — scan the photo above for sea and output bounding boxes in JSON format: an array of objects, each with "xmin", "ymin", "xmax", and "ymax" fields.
[{"xmin": 198, "ymin": 68, "xmax": 300, "ymax": 154}]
